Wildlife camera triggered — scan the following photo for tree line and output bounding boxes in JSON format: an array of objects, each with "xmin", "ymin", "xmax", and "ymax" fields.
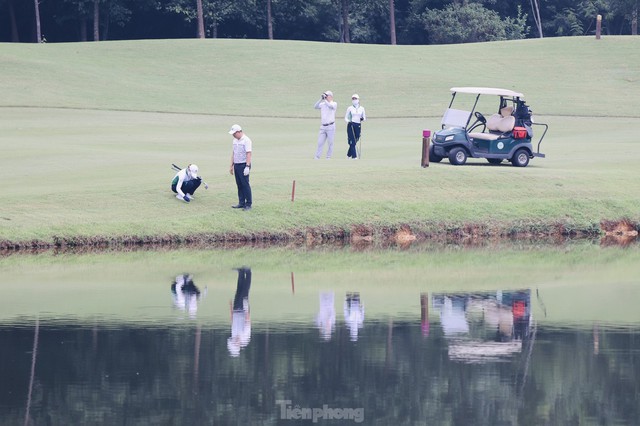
[{"xmin": 1, "ymin": 0, "xmax": 638, "ymax": 44}]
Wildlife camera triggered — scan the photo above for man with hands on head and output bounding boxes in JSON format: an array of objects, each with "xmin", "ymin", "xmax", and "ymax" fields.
[
  {"xmin": 228, "ymin": 124, "xmax": 253, "ymax": 211},
  {"xmin": 313, "ymin": 90, "xmax": 337, "ymax": 159}
]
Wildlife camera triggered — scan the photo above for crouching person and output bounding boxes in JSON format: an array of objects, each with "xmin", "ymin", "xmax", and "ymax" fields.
[{"xmin": 171, "ymin": 164, "xmax": 201, "ymax": 203}]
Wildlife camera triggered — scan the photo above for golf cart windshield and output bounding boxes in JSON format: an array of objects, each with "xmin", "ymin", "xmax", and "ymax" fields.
[{"xmin": 441, "ymin": 108, "xmax": 471, "ymax": 128}]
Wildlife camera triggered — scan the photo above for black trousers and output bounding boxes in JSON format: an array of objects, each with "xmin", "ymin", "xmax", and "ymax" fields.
[
  {"xmin": 233, "ymin": 268, "xmax": 252, "ymax": 311},
  {"xmin": 347, "ymin": 122, "xmax": 361, "ymax": 158},
  {"xmin": 171, "ymin": 178, "xmax": 201, "ymax": 195},
  {"xmin": 234, "ymin": 163, "xmax": 252, "ymax": 207}
]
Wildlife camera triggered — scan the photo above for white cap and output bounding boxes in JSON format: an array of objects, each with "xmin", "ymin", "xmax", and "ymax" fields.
[
  {"xmin": 228, "ymin": 124, "xmax": 242, "ymax": 135},
  {"xmin": 324, "ymin": 90, "xmax": 333, "ymax": 97},
  {"xmin": 188, "ymin": 164, "xmax": 198, "ymax": 178},
  {"xmin": 351, "ymin": 94, "xmax": 359, "ymax": 99}
]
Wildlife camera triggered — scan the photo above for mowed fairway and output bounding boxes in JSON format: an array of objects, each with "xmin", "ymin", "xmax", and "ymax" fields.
[{"xmin": 1, "ymin": 37, "xmax": 639, "ymax": 244}]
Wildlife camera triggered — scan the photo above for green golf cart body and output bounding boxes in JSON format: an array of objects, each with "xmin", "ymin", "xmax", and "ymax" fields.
[{"xmin": 430, "ymin": 87, "xmax": 548, "ymax": 167}]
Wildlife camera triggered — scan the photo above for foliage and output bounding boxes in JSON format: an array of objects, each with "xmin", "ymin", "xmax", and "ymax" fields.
[
  {"xmin": 268, "ymin": 0, "xmax": 339, "ymax": 41},
  {"xmin": 545, "ymin": 0, "xmax": 609, "ymax": 36},
  {"xmin": 1, "ymin": 0, "xmax": 638, "ymax": 43},
  {"xmin": 423, "ymin": 2, "xmax": 529, "ymax": 44}
]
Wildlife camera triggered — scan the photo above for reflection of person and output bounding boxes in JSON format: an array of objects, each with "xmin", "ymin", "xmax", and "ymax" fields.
[
  {"xmin": 344, "ymin": 292, "xmax": 365, "ymax": 341},
  {"xmin": 316, "ymin": 292, "xmax": 336, "ymax": 341},
  {"xmin": 344, "ymin": 94, "xmax": 366, "ymax": 159},
  {"xmin": 313, "ymin": 91, "xmax": 337, "ymax": 159},
  {"xmin": 439, "ymin": 296, "xmax": 469, "ymax": 336},
  {"xmin": 171, "ymin": 274, "xmax": 202, "ymax": 318},
  {"xmin": 227, "ymin": 267, "xmax": 252, "ymax": 357},
  {"xmin": 171, "ymin": 164, "xmax": 201, "ymax": 203},
  {"xmin": 484, "ymin": 301, "xmax": 514, "ymax": 342},
  {"xmin": 228, "ymin": 124, "xmax": 253, "ymax": 211}
]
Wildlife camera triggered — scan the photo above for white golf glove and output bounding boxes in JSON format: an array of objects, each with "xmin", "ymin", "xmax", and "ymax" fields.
[
  {"xmin": 176, "ymin": 194, "xmax": 190, "ymax": 202},
  {"xmin": 243, "ymin": 166, "xmax": 250, "ymax": 176}
]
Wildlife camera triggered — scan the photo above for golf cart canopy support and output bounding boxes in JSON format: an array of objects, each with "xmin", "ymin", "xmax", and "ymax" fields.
[{"xmin": 450, "ymin": 87, "xmax": 525, "ymax": 99}]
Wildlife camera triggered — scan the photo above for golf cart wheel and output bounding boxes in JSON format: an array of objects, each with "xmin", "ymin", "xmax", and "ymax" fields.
[
  {"xmin": 448, "ymin": 147, "xmax": 468, "ymax": 166},
  {"xmin": 429, "ymin": 145, "xmax": 443, "ymax": 163},
  {"xmin": 512, "ymin": 149, "xmax": 530, "ymax": 167},
  {"xmin": 487, "ymin": 158, "xmax": 502, "ymax": 165}
]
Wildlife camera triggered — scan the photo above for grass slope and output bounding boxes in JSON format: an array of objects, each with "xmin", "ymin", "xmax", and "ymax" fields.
[{"xmin": 1, "ymin": 37, "xmax": 639, "ymax": 244}]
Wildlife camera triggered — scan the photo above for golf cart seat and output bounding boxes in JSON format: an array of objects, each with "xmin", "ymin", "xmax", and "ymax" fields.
[{"xmin": 469, "ymin": 107, "xmax": 515, "ymax": 141}]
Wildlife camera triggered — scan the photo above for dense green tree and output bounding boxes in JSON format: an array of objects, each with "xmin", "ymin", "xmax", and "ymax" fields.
[
  {"xmin": 544, "ymin": 0, "xmax": 608, "ymax": 36},
  {"xmin": 164, "ymin": 0, "xmax": 256, "ymax": 38},
  {"xmin": 424, "ymin": 2, "xmax": 529, "ymax": 44},
  {"xmin": 0, "ymin": 0, "xmax": 638, "ymax": 43},
  {"xmin": 267, "ymin": 0, "xmax": 339, "ymax": 41},
  {"xmin": 607, "ymin": 0, "xmax": 639, "ymax": 34}
]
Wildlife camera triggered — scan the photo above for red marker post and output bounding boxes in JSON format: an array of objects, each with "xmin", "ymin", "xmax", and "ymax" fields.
[{"xmin": 421, "ymin": 129, "xmax": 431, "ymax": 168}]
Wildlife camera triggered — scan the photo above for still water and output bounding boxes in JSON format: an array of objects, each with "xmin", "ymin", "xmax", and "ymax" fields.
[{"xmin": 1, "ymin": 243, "xmax": 639, "ymax": 425}]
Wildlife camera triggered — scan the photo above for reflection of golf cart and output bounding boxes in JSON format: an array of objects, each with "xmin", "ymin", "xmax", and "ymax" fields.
[
  {"xmin": 432, "ymin": 289, "xmax": 535, "ymax": 364},
  {"xmin": 430, "ymin": 87, "xmax": 548, "ymax": 167}
]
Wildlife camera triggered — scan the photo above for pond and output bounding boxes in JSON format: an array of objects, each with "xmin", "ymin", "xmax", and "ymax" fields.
[{"xmin": 1, "ymin": 242, "xmax": 639, "ymax": 425}]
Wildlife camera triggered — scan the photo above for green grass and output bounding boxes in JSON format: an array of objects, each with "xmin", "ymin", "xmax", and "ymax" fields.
[{"xmin": 1, "ymin": 37, "xmax": 639, "ymax": 244}]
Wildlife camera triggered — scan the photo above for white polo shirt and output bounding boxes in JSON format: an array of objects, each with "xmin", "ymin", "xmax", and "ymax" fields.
[
  {"xmin": 314, "ymin": 99, "xmax": 337, "ymax": 126},
  {"xmin": 233, "ymin": 134, "xmax": 252, "ymax": 164}
]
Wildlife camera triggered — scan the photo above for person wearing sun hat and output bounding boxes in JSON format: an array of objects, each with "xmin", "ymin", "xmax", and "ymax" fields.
[
  {"xmin": 313, "ymin": 90, "xmax": 337, "ymax": 159},
  {"xmin": 228, "ymin": 124, "xmax": 253, "ymax": 211},
  {"xmin": 171, "ymin": 164, "xmax": 201, "ymax": 202},
  {"xmin": 344, "ymin": 93, "xmax": 366, "ymax": 159}
]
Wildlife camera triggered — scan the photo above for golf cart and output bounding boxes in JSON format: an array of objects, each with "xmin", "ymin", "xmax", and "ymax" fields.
[{"xmin": 430, "ymin": 87, "xmax": 548, "ymax": 167}]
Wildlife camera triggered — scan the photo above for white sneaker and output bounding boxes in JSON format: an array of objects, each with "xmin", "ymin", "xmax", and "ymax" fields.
[{"xmin": 187, "ymin": 193, "xmax": 194, "ymax": 199}]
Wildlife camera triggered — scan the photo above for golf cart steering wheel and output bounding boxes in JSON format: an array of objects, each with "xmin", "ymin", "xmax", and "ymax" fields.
[
  {"xmin": 468, "ymin": 111, "xmax": 487, "ymax": 133},
  {"xmin": 474, "ymin": 111, "xmax": 486, "ymax": 124}
]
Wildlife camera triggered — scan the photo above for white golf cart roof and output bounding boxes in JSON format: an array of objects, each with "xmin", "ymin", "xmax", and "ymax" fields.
[{"xmin": 450, "ymin": 87, "xmax": 525, "ymax": 99}]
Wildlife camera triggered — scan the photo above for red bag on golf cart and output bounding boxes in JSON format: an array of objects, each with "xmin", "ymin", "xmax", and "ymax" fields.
[{"xmin": 512, "ymin": 126, "xmax": 527, "ymax": 139}]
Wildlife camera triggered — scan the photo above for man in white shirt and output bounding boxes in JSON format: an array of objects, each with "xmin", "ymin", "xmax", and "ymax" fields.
[
  {"xmin": 344, "ymin": 94, "xmax": 366, "ymax": 159},
  {"xmin": 228, "ymin": 124, "xmax": 253, "ymax": 211},
  {"xmin": 313, "ymin": 90, "xmax": 337, "ymax": 159}
]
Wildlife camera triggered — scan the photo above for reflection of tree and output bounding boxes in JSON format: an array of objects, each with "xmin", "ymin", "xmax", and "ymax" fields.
[{"xmin": 0, "ymin": 324, "xmax": 639, "ymax": 424}]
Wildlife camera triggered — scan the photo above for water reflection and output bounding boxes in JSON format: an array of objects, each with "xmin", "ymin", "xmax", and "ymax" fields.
[
  {"xmin": 1, "ymin": 245, "xmax": 640, "ymax": 425},
  {"xmin": 420, "ymin": 293, "xmax": 430, "ymax": 337},
  {"xmin": 170, "ymin": 274, "xmax": 203, "ymax": 318},
  {"xmin": 344, "ymin": 292, "xmax": 365, "ymax": 342},
  {"xmin": 316, "ymin": 292, "xmax": 335, "ymax": 341},
  {"xmin": 433, "ymin": 290, "xmax": 533, "ymax": 363},
  {"xmin": 227, "ymin": 267, "xmax": 252, "ymax": 357}
]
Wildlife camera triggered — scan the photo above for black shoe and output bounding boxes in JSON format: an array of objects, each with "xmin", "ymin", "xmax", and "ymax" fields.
[
  {"xmin": 232, "ymin": 204, "xmax": 245, "ymax": 209},
  {"xmin": 243, "ymin": 206, "xmax": 252, "ymax": 211}
]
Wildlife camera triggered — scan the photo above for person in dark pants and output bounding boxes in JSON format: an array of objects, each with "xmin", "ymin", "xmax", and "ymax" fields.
[
  {"xmin": 344, "ymin": 94, "xmax": 366, "ymax": 159},
  {"xmin": 228, "ymin": 124, "xmax": 253, "ymax": 211},
  {"xmin": 171, "ymin": 164, "xmax": 201, "ymax": 202}
]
